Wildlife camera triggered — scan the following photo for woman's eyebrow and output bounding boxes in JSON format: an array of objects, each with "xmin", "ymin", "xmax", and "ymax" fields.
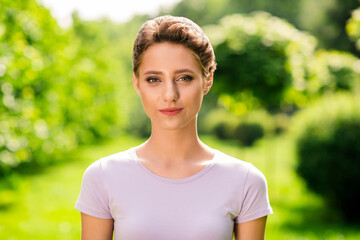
[
  {"xmin": 144, "ymin": 69, "xmax": 196, "ymax": 75},
  {"xmin": 144, "ymin": 70, "xmax": 163, "ymax": 75},
  {"xmin": 174, "ymin": 69, "xmax": 196, "ymax": 74}
]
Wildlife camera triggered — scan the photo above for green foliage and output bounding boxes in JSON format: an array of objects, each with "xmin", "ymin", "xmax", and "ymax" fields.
[
  {"xmin": 234, "ymin": 123, "xmax": 264, "ymax": 146},
  {"xmin": 166, "ymin": 0, "xmax": 360, "ymax": 55},
  {"xmin": 306, "ymin": 50, "xmax": 360, "ymax": 96},
  {"xmin": 242, "ymin": 109, "xmax": 276, "ymax": 135},
  {"xmin": 163, "ymin": 0, "xmax": 301, "ymax": 28},
  {"xmin": 206, "ymin": 12, "xmax": 317, "ymax": 110},
  {"xmin": 298, "ymin": 0, "xmax": 359, "ymax": 54},
  {"xmin": 233, "ymin": 109, "xmax": 275, "ymax": 146},
  {"xmin": 126, "ymin": 99, "xmax": 151, "ymax": 138},
  {"xmin": 204, "ymin": 108, "xmax": 274, "ymax": 145},
  {"xmin": 347, "ymin": 7, "xmax": 360, "ymax": 50},
  {"xmin": 0, "ymin": 0, "xmax": 75, "ymax": 173},
  {"xmin": 203, "ymin": 108, "xmax": 239, "ymax": 139},
  {"xmin": 0, "ymin": 0, "xmax": 138, "ymax": 175},
  {"xmin": 293, "ymin": 92, "xmax": 360, "ymax": 222}
]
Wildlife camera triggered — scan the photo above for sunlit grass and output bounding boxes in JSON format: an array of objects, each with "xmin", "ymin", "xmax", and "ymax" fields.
[
  {"xmin": 0, "ymin": 133, "xmax": 359, "ymax": 239},
  {"xmin": 0, "ymin": 133, "xmax": 143, "ymax": 240}
]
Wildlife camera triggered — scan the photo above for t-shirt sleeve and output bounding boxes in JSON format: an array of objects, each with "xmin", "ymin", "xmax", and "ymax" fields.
[
  {"xmin": 234, "ymin": 164, "xmax": 273, "ymax": 223},
  {"xmin": 75, "ymin": 160, "xmax": 113, "ymax": 219}
]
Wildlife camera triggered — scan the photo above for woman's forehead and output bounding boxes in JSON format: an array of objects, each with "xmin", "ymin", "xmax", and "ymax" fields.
[{"xmin": 138, "ymin": 42, "xmax": 202, "ymax": 74}]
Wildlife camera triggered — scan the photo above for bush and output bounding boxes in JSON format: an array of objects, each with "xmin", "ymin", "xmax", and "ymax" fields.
[
  {"xmin": 298, "ymin": 0, "xmax": 359, "ymax": 54},
  {"xmin": 203, "ymin": 108, "xmax": 270, "ymax": 145},
  {"xmin": 347, "ymin": 7, "xmax": 360, "ymax": 50},
  {"xmin": 0, "ymin": 0, "xmax": 134, "ymax": 175},
  {"xmin": 202, "ymin": 108, "xmax": 239, "ymax": 139},
  {"xmin": 240, "ymin": 109, "xmax": 276, "ymax": 135},
  {"xmin": 234, "ymin": 122, "xmax": 264, "ymax": 146},
  {"xmin": 205, "ymin": 12, "xmax": 317, "ymax": 110},
  {"xmin": 0, "ymin": 0, "xmax": 75, "ymax": 174},
  {"xmin": 212, "ymin": 122, "xmax": 232, "ymax": 140},
  {"xmin": 293, "ymin": 92, "xmax": 360, "ymax": 222},
  {"xmin": 306, "ymin": 50, "xmax": 360, "ymax": 96}
]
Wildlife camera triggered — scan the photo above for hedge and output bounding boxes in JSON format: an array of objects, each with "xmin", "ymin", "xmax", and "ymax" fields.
[{"xmin": 293, "ymin": 92, "xmax": 360, "ymax": 222}]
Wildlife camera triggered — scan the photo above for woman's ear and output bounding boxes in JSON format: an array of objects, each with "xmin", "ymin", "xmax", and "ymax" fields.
[
  {"xmin": 133, "ymin": 72, "xmax": 140, "ymax": 95},
  {"xmin": 203, "ymin": 72, "xmax": 213, "ymax": 95}
]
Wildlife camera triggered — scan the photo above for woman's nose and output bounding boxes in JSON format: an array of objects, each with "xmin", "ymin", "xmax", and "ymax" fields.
[{"xmin": 163, "ymin": 81, "xmax": 179, "ymax": 102}]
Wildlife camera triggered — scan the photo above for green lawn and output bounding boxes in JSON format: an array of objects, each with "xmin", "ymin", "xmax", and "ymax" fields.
[{"xmin": 0, "ymin": 133, "xmax": 359, "ymax": 239}]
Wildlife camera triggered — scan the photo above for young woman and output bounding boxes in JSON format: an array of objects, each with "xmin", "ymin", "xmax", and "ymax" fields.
[{"xmin": 75, "ymin": 15, "xmax": 272, "ymax": 240}]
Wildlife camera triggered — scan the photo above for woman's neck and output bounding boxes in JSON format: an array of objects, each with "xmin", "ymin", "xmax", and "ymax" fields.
[{"xmin": 136, "ymin": 121, "xmax": 212, "ymax": 165}]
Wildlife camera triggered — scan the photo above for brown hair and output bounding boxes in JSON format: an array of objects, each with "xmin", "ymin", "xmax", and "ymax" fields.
[{"xmin": 132, "ymin": 15, "xmax": 216, "ymax": 80}]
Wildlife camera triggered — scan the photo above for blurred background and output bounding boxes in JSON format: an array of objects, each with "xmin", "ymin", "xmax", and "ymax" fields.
[{"xmin": 0, "ymin": 0, "xmax": 360, "ymax": 239}]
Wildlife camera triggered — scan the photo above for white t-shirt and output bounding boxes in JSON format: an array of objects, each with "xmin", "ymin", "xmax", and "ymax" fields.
[{"xmin": 75, "ymin": 147, "xmax": 273, "ymax": 240}]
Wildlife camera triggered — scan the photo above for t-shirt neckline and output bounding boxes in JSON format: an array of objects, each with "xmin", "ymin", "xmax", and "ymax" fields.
[{"xmin": 130, "ymin": 147, "xmax": 217, "ymax": 184}]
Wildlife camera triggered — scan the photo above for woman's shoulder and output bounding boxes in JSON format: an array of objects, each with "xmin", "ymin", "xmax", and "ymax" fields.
[
  {"xmin": 213, "ymin": 149, "xmax": 251, "ymax": 169},
  {"xmin": 85, "ymin": 148, "xmax": 136, "ymax": 174},
  {"xmin": 213, "ymin": 149, "xmax": 265, "ymax": 181}
]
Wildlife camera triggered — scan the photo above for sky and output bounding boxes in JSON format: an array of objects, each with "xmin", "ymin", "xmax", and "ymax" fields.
[{"xmin": 41, "ymin": 0, "xmax": 181, "ymax": 27}]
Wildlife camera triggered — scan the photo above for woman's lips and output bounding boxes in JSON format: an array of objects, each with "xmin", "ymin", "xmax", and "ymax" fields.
[{"xmin": 159, "ymin": 107, "xmax": 184, "ymax": 116}]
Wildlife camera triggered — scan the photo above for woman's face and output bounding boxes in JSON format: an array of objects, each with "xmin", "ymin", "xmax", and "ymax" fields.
[{"xmin": 133, "ymin": 42, "xmax": 212, "ymax": 131}]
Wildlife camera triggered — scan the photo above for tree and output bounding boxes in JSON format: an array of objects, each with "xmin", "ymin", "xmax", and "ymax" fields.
[
  {"xmin": 297, "ymin": 0, "xmax": 360, "ymax": 54},
  {"xmin": 206, "ymin": 12, "xmax": 316, "ymax": 112}
]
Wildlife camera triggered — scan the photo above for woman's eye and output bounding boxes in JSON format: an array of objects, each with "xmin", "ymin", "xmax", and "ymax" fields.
[
  {"xmin": 146, "ymin": 77, "xmax": 160, "ymax": 83},
  {"xmin": 178, "ymin": 75, "xmax": 193, "ymax": 82}
]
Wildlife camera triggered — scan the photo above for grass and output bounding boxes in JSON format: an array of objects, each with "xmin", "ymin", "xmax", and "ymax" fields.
[
  {"xmin": 0, "ymin": 134, "xmax": 143, "ymax": 240},
  {"xmin": 0, "ymin": 132, "xmax": 359, "ymax": 239}
]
